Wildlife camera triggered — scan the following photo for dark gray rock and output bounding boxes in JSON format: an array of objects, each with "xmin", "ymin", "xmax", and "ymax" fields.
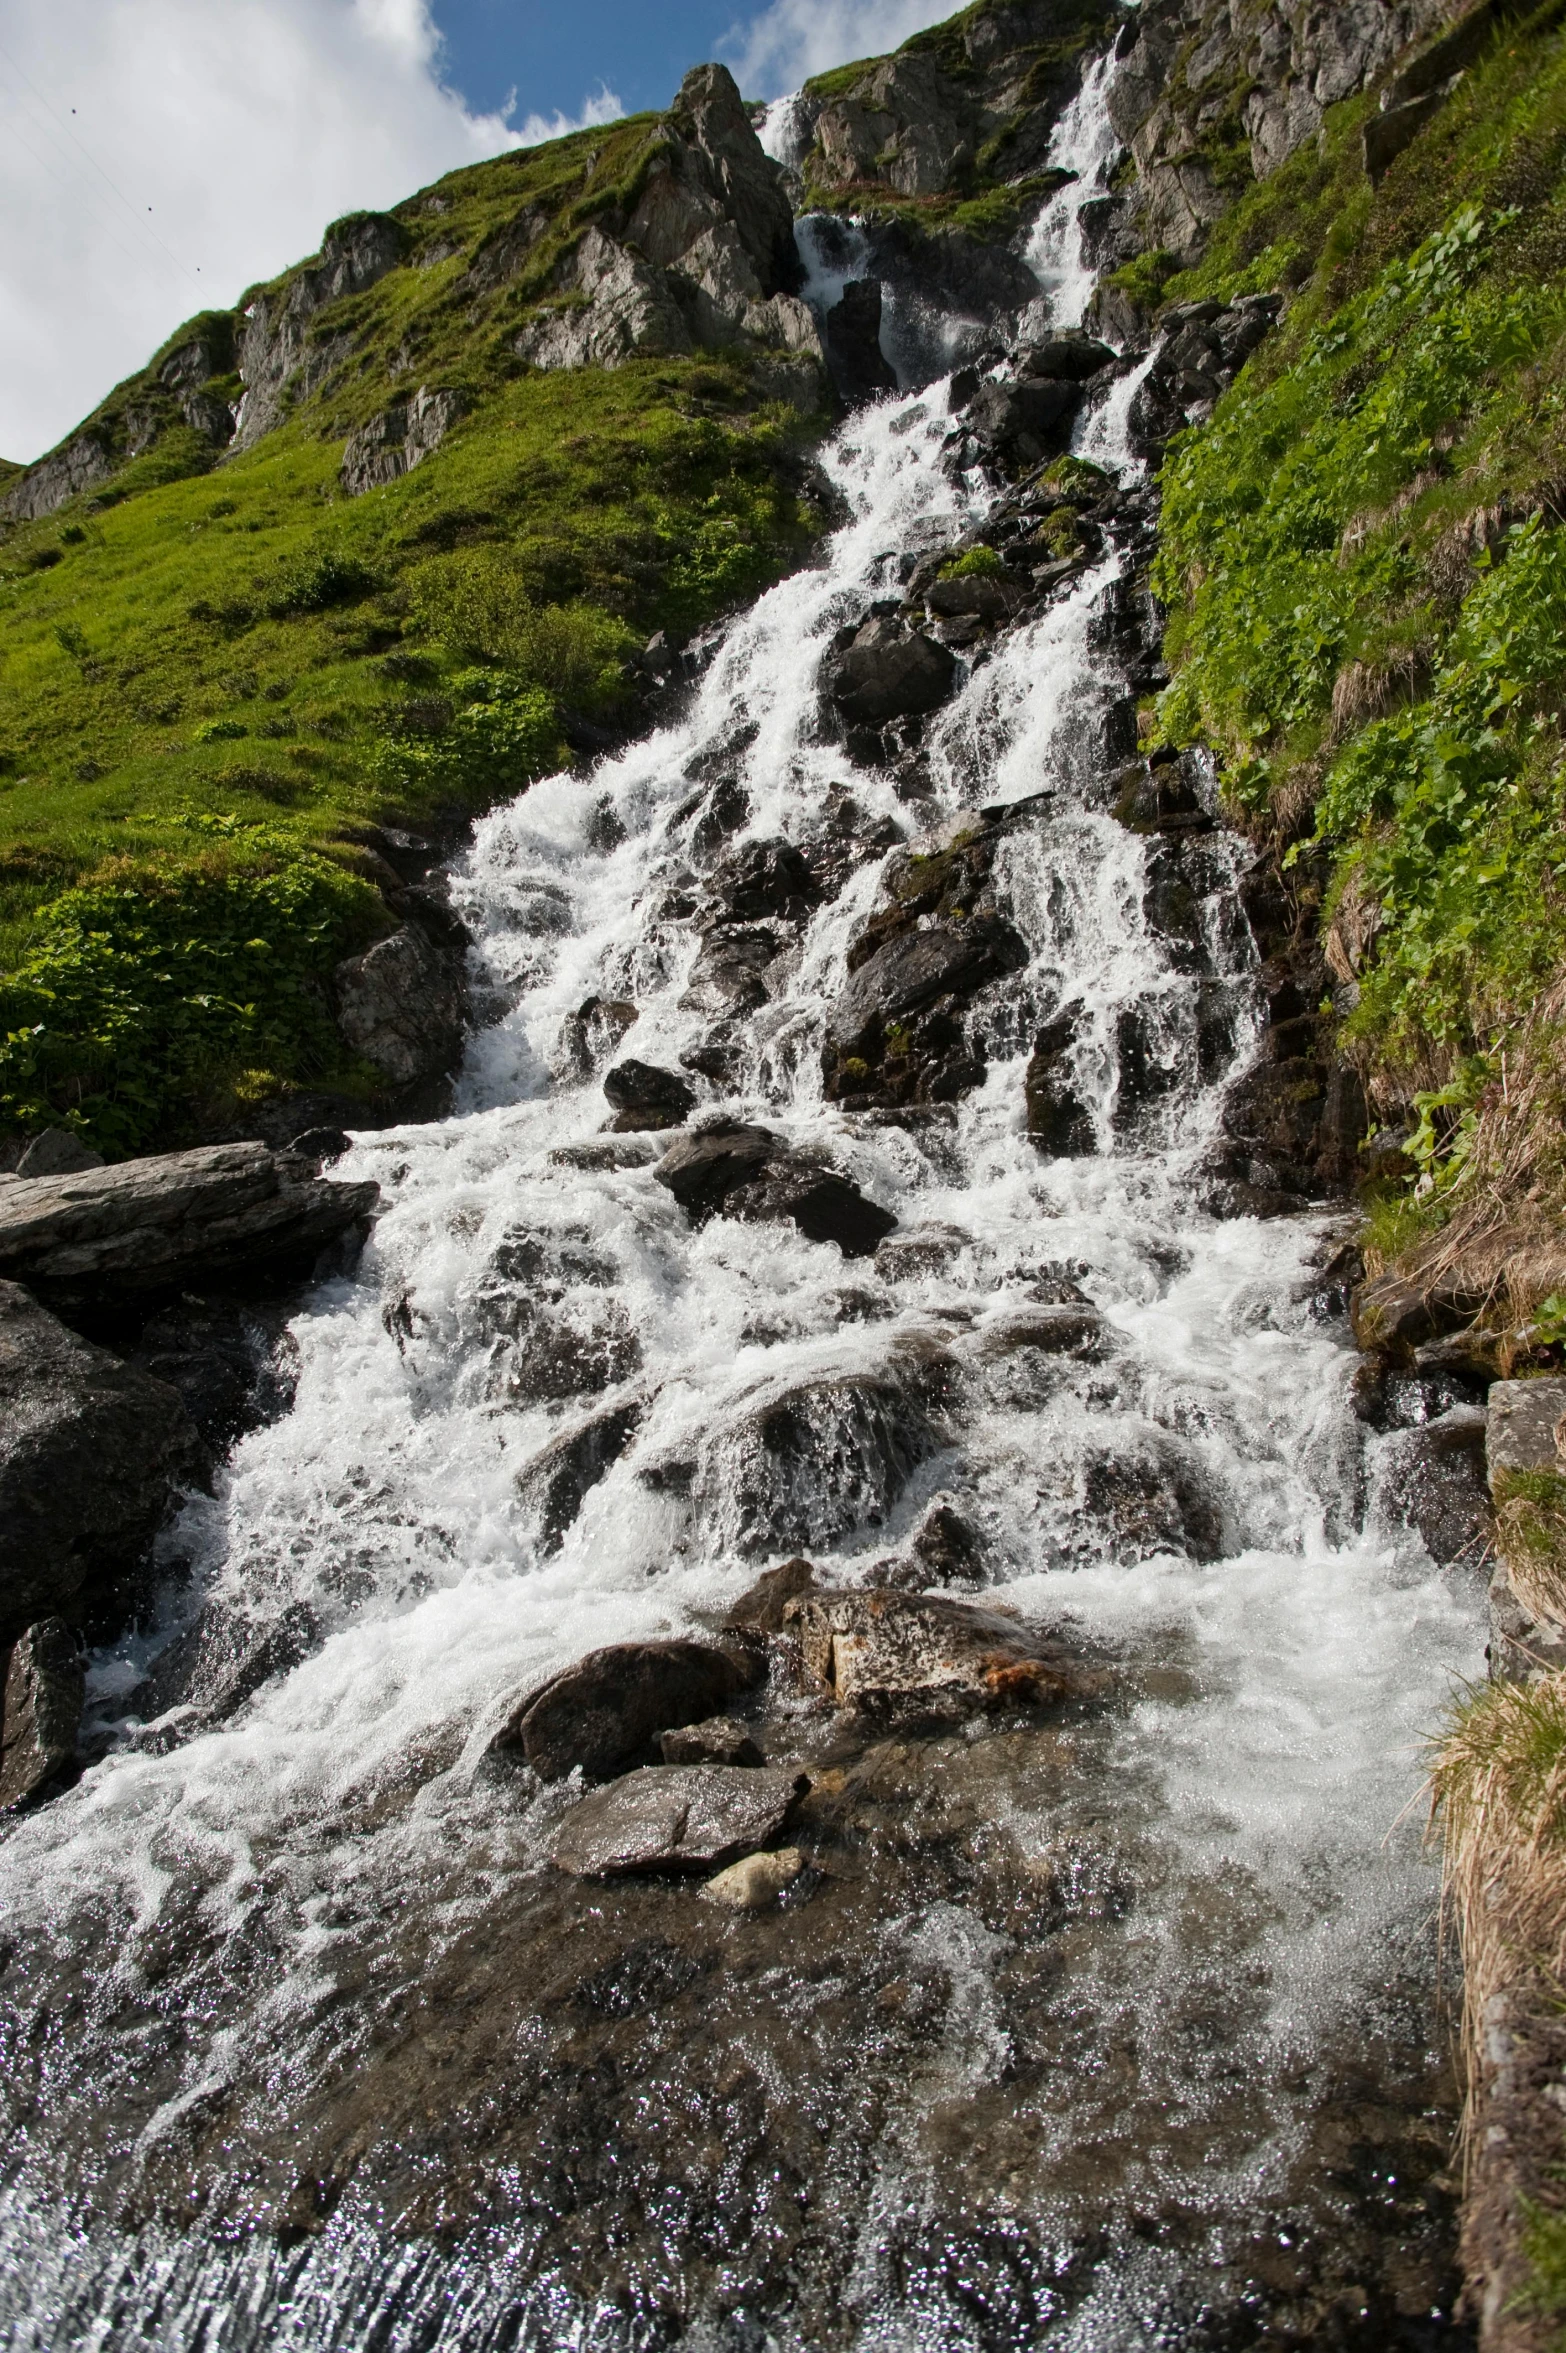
[
  {"xmin": 603, "ymin": 1059, "xmax": 697, "ymax": 1131},
  {"xmin": 906, "ymin": 1496, "xmax": 985, "ymax": 1586},
  {"xmin": 15, "ymin": 1129, "xmax": 103, "ymax": 1179},
  {"xmin": 551, "ymin": 1762, "xmax": 806, "ymax": 1877},
  {"xmin": 656, "ymin": 1121, "xmax": 776, "ymax": 1222},
  {"xmin": 334, "ymin": 922, "xmax": 467, "ymax": 1092},
  {"xmin": 783, "ymin": 1586, "xmax": 1086, "ymax": 1720},
  {"xmin": 696, "ymin": 1358, "xmax": 947, "ymax": 1556},
  {"xmin": 824, "ymin": 279, "xmax": 898, "ymax": 405},
  {"xmin": 0, "ymin": 1618, "xmax": 83, "ymax": 1807},
  {"xmin": 499, "ymin": 1638, "xmax": 763, "ymax": 1782},
  {"xmin": 0, "ymin": 1281, "xmax": 197, "ymax": 1642},
  {"xmin": 829, "ymin": 921, "xmax": 1027, "ymax": 1068},
  {"xmin": 724, "ymin": 1556, "xmax": 820, "ymax": 1634},
  {"xmin": 707, "ymin": 836, "xmax": 820, "ymax": 924},
  {"xmin": 660, "ymin": 1714, "xmax": 763, "ymax": 1766},
  {"xmin": 1128, "ymin": 296, "xmax": 1281, "ymax": 461},
  {"xmin": 655, "ymin": 1122, "xmax": 894, "ymax": 1255},
  {"xmin": 559, "ymin": 995, "xmax": 640, "ymax": 1079},
  {"xmin": 966, "ymin": 376, "xmax": 1083, "ymax": 467},
  {"xmin": 1025, "ymin": 1014, "xmax": 1096, "ymax": 1156},
  {"xmin": 1380, "ymin": 1407, "xmax": 1492, "ymax": 1567},
  {"xmin": 825, "ymin": 615, "xmax": 957, "ymax": 728},
  {"xmin": 1082, "ymin": 1430, "xmax": 1225, "ymax": 1563},
  {"xmin": 516, "ymin": 1398, "xmax": 647, "ymax": 1551},
  {"xmin": 682, "ymin": 922, "xmax": 780, "ymax": 1015},
  {"xmin": 0, "ymin": 1142, "xmax": 379, "ymax": 1309}
]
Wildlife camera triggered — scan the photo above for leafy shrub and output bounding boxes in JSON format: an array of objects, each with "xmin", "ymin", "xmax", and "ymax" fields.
[
  {"xmin": 194, "ymin": 717, "xmax": 248, "ymax": 742},
  {"xmin": 0, "ymin": 850, "xmax": 379, "ymax": 1151},
  {"xmin": 265, "ymin": 549, "xmax": 378, "ymax": 618},
  {"xmin": 370, "ymin": 668, "xmax": 565, "ymax": 806},
  {"xmin": 405, "ymin": 547, "xmax": 633, "ymax": 707}
]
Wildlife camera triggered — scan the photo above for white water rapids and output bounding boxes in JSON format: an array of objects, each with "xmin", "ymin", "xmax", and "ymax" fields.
[{"xmin": 0, "ymin": 62, "xmax": 1484, "ymax": 2353}]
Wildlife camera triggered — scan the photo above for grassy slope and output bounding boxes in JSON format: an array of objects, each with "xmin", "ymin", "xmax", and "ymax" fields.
[
  {"xmin": 0, "ymin": 116, "xmax": 830, "ymax": 1152},
  {"xmin": 1147, "ymin": 1, "xmax": 1566, "ymax": 1271}
]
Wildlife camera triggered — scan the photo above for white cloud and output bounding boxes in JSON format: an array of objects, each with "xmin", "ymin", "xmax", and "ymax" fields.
[
  {"xmin": 723, "ymin": 0, "xmax": 959, "ymax": 98},
  {"xmin": 0, "ymin": 0, "xmax": 622, "ymax": 464},
  {"xmin": 512, "ymin": 85, "xmax": 625, "ymax": 151}
]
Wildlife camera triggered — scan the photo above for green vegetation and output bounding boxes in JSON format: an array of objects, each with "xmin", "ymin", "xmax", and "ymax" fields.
[
  {"xmin": 0, "ymin": 114, "xmax": 831, "ymax": 1151},
  {"xmin": 1150, "ymin": 2, "xmax": 1566, "ymax": 1238},
  {"xmin": 941, "ymin": 544, "xmax": 1004, "ymax": 578}
]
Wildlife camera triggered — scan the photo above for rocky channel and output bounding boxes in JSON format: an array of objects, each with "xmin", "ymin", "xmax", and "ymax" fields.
[{"xmin": 0, "ymin": 22, "xmax": 1502, "ymax": 2353}]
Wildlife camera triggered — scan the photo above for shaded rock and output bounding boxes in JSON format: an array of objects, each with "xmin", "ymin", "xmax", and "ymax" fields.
[
  {"xmin": 0, "ymin": 1282, "xmax": 198, "ymax": 1643},
  {"xmin": 128, "ymin": 1295, "xmax": 298, "ymax": 1463},
  {"xmin": 707, "ymin": 835, "xmax": 820, "ymax": 924},
  {"xmin": 499, "ymin": 1638, "xmax": 762, "ymax": 1783},
  {"xmin": 966, "ymin": 376, "xmax": 1083, "ymax": 468},
  {"xmin": 0, "ymin": 1142, "xmax": 378, "ymax": 1311},
  {"xmin": 1082, "ymin": 1430, "xmax": 1224, "ymax": 1563},
  {"xmin": 661, "ymin": 1714, "xmax": 763, "ymax": 1766},
  {"xmin": 1018, "ymin": 335, "xmax": 1115, "ymax": 382},
  {"xmin": 700, "ymin": 1845, "xmax": 803, "ymax": 1907},
  {"xmin": 825, "ymin": 615, "xmax": 957, "ymax": 728},
  {"xmin": 551, "ymin": 1763, "xmax": 807, "ymax": 1878},
  {"xmin": 670, "ymin": 62, "xmax": 799, "ymax": 297},
  {"xmin": 875, "ymin": 1224, "xmax": 968, "ymax": 1281},
  {"xmin": 824, "ymin": 279, "xmax": 897, "ymax": 406},
  {"xmin": 655, "ymin": 1122, "xmax": 894, "ymax": 1256},
  {"xmin": 1379, "ymin": 1406, "xmax": 1492, "ymax": 1567},
  {"xmin": 1128, "ymin": 297, "xmax": 1281, "ymax": 462},
  {"xmin": 0, "ymin": 1618, "xmax": 83, "ymax": 1808},
  {"xmin": 783, "ymin": 1587, "xmax": 1086, "ymax": 1721},
  {"xmin": 656, "ymin": 1121, "xmax": 776, "ymax": 1222},
  {"xmin": 696, "ymin": 1359, "xmax": 947, "ymax": 1556},
  {"xmin": 131, "ymin": 1598, "xmax": 323, "ymax": 1735},
  {"xmin": 558, "ymin": 995, "xmax": 639, "ymax": 1079},
  {"xmin": 334, "ymin": 922, "xmax": 467, "ymax": 1093},
  {"xmin": 603, "ymin": 1059, "xmax": 697, "ymax": 1132},
  {"xmin": 724, "ymin": 1556, "xmax": 819, "ymax": 1634},
  {"xmin": 516, "ymin": 1398, "xmax": 646, "ymax": 1551},
  {"xmin": 907, "ymin": 1496, "xmax": 985, "ymax": 1586},
  {"xmin": 1352, "ymin": 1271, "xmax": 1491, "ymax": 1358},
  {"xmin": 15, "ymin": 1129, "xmax": 103, "ymax": 1179},
  {"xmin": 682, "ymin": 922, "xmax": 780, "ymax": 1015},
  {"xmin": 1025, "ymin": 1012, "xmax": 1095, "ymax": 1156}
]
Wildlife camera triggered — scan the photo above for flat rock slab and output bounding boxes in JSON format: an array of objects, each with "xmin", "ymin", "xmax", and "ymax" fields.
[
  {"xmin": 501, "ymin": 1637, "xmax": 761, "ymax": 1782},
  {"xmin": 1487, "ymin": 1380, "xmax": 1566, "ymax": 1483},
  {"xmin": 784, "ymin": 1587, "xmax": 1087, "ymax": 1719},
  {"xmin": 551, "ymin": 1764, "xmax": 807, "ymax": 1877},
  {"xmin": 0, "ymin": 1141, "xmax": 379, "ymax": 1303}
]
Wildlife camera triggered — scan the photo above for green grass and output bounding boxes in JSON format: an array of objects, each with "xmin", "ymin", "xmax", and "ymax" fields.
[
  {"xmin": 0, "ymin": 111, "xmax": 833, "ymax": 1151},
  {"xmin": 1150, "ymin": 2, "xmax": 1566, "ymax": 1215}
]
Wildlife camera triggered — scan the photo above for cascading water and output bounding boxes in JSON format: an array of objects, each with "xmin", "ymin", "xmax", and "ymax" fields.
[{"xmin": 0, "ymin": 57, "xmax": 1484, "ymax": 2353}]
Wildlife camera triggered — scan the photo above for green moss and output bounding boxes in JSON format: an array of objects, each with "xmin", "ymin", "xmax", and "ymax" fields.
[{"xmin": 941, "ymin": 544, "xmax": 1004, "ymax": 579}]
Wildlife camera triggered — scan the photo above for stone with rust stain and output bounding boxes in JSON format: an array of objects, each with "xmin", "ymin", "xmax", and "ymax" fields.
[{"xmin": 782, "ymin": 1587, "xmax": 1087, "ymax": 1720}]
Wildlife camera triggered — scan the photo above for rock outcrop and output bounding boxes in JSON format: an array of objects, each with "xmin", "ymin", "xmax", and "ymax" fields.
[
  {"xmin": 333, "ymin": 922, "xmax": 468, "ymax": 1095},
  {"xmin": 234, "ymin": 213, "xmax": 410, "ymax": 449},
  {"xmin": 0, "ymin": 1142, "xmax": 378, "ymax": 1310},
  {"xmin": 0, "ymin": 1281, "xmax": 197, "ymax": 1642},
  {"xmin": 340, "ymin": 386, "xmax": 465, "ymax": 494}
]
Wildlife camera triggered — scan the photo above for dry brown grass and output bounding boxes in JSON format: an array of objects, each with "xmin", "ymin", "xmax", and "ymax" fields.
[{"xmin": 1430, "ymin": 1672, "xmax": 1566, "ymax": 2159}]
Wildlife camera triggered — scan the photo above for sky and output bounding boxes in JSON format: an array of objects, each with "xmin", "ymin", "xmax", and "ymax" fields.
[{"xmin": 0, "ymin": 0, "xmax": 958, "ymax": 465}]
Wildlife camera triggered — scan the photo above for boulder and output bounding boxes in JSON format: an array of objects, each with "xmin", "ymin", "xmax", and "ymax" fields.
[
  {"xmin": 334, "ymin": 922, "xmax": 467, "ymax": 1092},
  {"xmin": 655, "ymin": 1123, "xmax": 895, "ymax": 1256},
  {"xmin": 906, "ymin": 1496, "xmax": 985, "ymax": 1585},
  {"xmin": 602, "ymin": 1059, "xmax": 697, "ymax": 1131},
  {"xmin": 1025, "ymin": 1013, "xmax": 1096, "ymax": 1156},
  {"xmin": 724, "ymin": 1556, "xmax": 819, "ymax": 1634},
  {"xmin": 656, "ymin": 1121, "xmax": 776, "ymax": 1222},
  {"xmin": 682, "ymin": 923, "xmax": 780, "ymax": 1015},
  {"xmin": 824, "ymin": 279, "xmax": 898, "ymax": 406},
  {"xmin": 1379, "ymin": 1407, "xmax": 1492, "ymax": 1566},
  {"xmin": 826, "ymin": 918, "xmax": 1027, "ymax": 1106},
  {"xmin": 1082, "ymin": 1430, "xmax": 1225, "ymax": 1563},
  {"xmin": 783, "ymin": 1587, "xmax": 1085, "ymax": 1720},
  {"xmin": 551, "ymin": 1763, "xmax": 807, "ymax": 1878},
  {"xmin": 706, "ymin": 836, "xmax": 820, "ymax": 924},
  {"xmin": 1351, "ymin": 1270, "xmax": 1491, "ymax": 1357},
  {"xmin": 0, "ymin": 1618, "xmax": 84, "ymax": 1808},
  {"xmin": 516, "ymin": 1398, "xmax": 646, "ymax": 1551},
  {"xmin": 966, "ymin": 377, "xmax": 1083, "ymax": 466},
  {"xmin": 695, "ymin": 1358, "xmax": 947, "ymax": 1556},
  {"xmin": 0, "ymin": 1143, "xmax": 379, "ymax": 1309},
  {"xmin": 1018, "ymin": 335, "xmax": 1115, "ymax": 382},
  {"xmin": 661, "ymin": 1714, "xmax": 763, "ymax": 1766},
  {"xmin": 498, "ymin": 1637, "xmax": 763, "ymax": 1782},
  {"xmin": 15, "ymin": 1129, "xmax": 103, "ymax": 1179},
  {"xmin": 700, "ymin": 1846, "xmax": 804, "ymax": 1907},
  {"xmin": 0, "ymin": 1282, "xmax": 198, "ymax": 1642},
  {"xmin": 825, "ymin": 615, "xmax": 957, "ymax": 728}
]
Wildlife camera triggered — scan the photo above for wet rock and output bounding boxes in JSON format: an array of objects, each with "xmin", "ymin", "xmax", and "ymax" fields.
[
  {"xmin": 824, "ymin": 615, "xmax": 957, "ymax": 728},
  {"xmin": 1025, "ymin": 1013, "xmax": 1095, "ymax": 1156},
  {"xmin": 700, "ymin": 1845, "xmax": 804, "ymax": 1906},
  {"xmin": 495, "ymin": 1298, "xmax": 642, "ymax": 1406},
  {"xmin": 825, "ymin": 922, "xmax": 1026, "ymax": 1108},
  {"xmin": 499, "ymin": 1638, "xmax": 763, "ymax": 1783},
  {"xmin": 656, "ymin": 1121, "xmax": 776, "ymax": 1221},
  {"xmin": 602, "ymin": 1059, "xmax": 697, "ymax": 1131},
  {"xmin": 1082, "ymin": 1430, "xmax": 1225, "ymax": 1563},
  {"xmin": 0, "ymin": 1281, "xmax": 198, "ymax": 1643},
  {"xmin": 875, "ymin": 1224, "xmax": 969, "ymax": 1281},
  {"xmin": 558, "ymin": 996, "xmax": 640, "ymax": 1079},
  {"xmin": 1380, "ymin": 1407, "xmax": 1492, "ymax": 1567},
  {"xmin": 516, "ymin": 1398, "xmax": 646, "ymax": 1551},
  {"xmin": 132, "ymin": 1597, "xmax": 323, "ymax": 1734},
  {"xmin": 128, "ymin": 1295, "xmax": 298, "ymax": 1464},
  {"xmin": 0, "ymin": 1618, "xmax": 83, "ymax": 1807},
  {"xmin": 0, "ymin": 1142, "xmax": 379, "ymax": 1310},
  {"xmin": 550, "ymin": 1763, "xmax": 807, "ymax": 1878},
  {"xmin": 697, "ymin": 1360, "xmax": 947, "ymax": 1555},
  {"xmin": 1018, "ymin": 334, "xmax": 1115, "ymax": 383},
  {"xmin": 966, "ymin": 376, "xmax": 1084, "ymax": 468},
  {"xmin": 683, "ymin": 922, "xmax": 780, "ymax": 1014},
  {"xmin": 1352, "ymin": 1271, "xmax": 1491, "ymax": 1358},
  {"xmin": 334, "ymin": 922, "xmax": 467, "ymax": 1094},
  {"xmin": 724, "ymin": 1556, "xmax": 819, "ymax": 1634},
  {"xmin": 1207, "ymin": 1029, "xmax": 1368, "ymax": 1214},
  {"xmin": 661, "ymin": 1715, "xmax": 763, "ymax": 1766},
  {"xmin": 706, "ymin": 836, "xmax": 820, "ymax": 924},
  {"xmin": 824, "ymin": 278, "xmax": 898, "ymax": 405},
  {"xmin": 783, "ymin": 1587, "xmax": 1086, "ymax": 1720},
  {"xmin": 655, "ymin": 1122, "xmax": 895, "ymax": 1256},
  {"xmin": 907, "ymin": 1496, "xmax": 985, "ymax": 1586},
  {"xmin": 924, "ymin": 573, "xmax": 1021, "ymax": 623},
  {"xmin": 1128, "ymin": 297, "xmax": 1281, "ymax": 462},
  {"xmin": 979, "ymin": 1304, "xmax": 1108, "ymax": 1360}
]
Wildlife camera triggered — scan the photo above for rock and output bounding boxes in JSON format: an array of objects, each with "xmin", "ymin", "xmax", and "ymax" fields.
[
  {"xmin": 131, "ymin": 1597, "xmax": 323, "ymax": 1735},
  {"xmin": 603, "ymin": 1059, "xmax": 697, "ymax": 1131},
  {"xmin": 907, "ymin": 1496, "xmax": 985, "ymax": 1585},
  {"xmin": 0, "ymin": 1282, "xmax": 197, "ymax": 1643},
  {"xmin": 0, "ymin": 1618, "xmax": 84, "ymax": 1807},
  {"xmin": 498, "ymin": 1638, "xmax": 763, "ymax": 1783},
  {"xmin": 1128, "ymin": 297, "xmax": 1281, "ymax": 461},
  {"xmin": 515, "ymin": 228, "xmax": 695, "ymax": 370},
  {"xmin": 1379, "ymin": 1407, "xmax": 1492, "ymax": 1566},
  {"xmin": 1487, "ymin": 1380, "xmax": 1566, "ymax": 1483},
  {"xmin": 1018, "ymin": 335, "xmax": 1115, "ymax": 382},
  {"xmin": 655, "ymin": 1122, "xmax": 895, "ymax": 1256},
  {"xmin": 875, "ymin": 1224, "xmax": 968, "ymax": 1281},
  {"xmin": 700, "ymin": 1846, "xmax": 803, "ymax": 1907},
  {"xmin": 341, "ymin": 385, "xmax": 464, "ymax": 494},
  {"xmin": 783, "ymin": 1587, "xmax": 1085, "ymax": 1721},
  {"xmin": 0, "ymin": 1142, "xmax": 379, "ymax": 1309},
  {"xmin": 516, "ymin": 1398, "xmax": 646, "ymax": 1551},
  {"xmin": 824, "ymin": 279, "xmax": 898, "ymax": 405},
  {"xmin": 724, "ymin": 1556, "xmax": 819, "ymax": 1633},
  {"xmin": 682, "ymin": 923, "xmax": 780, "ymax": 1015},
  {"xmin": 1352, "ymin": 1271, "xmax": 1491, "ymax": 1357},
  {"xmin": 979, "ymin": 1304, "xmax": 1108, "ymax": 1360},
  {"xmin": 695, "ymin": 1359, "xmax": 947, "ymax": 1555},
  {"xmin": 706, "ymin": 836, "xmax": 820, "ymax": 924},
  {"xmin": 661, "ymin": 1715, "xmax": 763, "ymax": 1766},
  {"xmin": 558, "ymin": 995, "xmax": 639, "ymax": 1079},
  {"xmin": 1082, "ymin": 1430, "xmax": 1225, "ymax": 1563},
  {"xmin": 550, "ymin": 1763, "xmax": 807, "ymax": 1878},
  {"xmin": 925, "ymin": 573, "xmax": 1021, "ymax": 622},
  {"xmin": 234, "ymin": 212, "xmax": 409, "ymax": 449},
  {"xmin": 128, "ymin": 1295, "xmax": 298, "ymax": 1463},
  {"xmin": 825, "ymin": 615, "xmax": 957, "ymax": 728},
  {"xmin": 966, "ymin": 377, "xmax": 1083, "ymax": 467},
  {"xmin": 334, "ymin": 922, "xmax": 467, "ymax": 1093},
  {"xmin": 1363, "ymin": 90, "xmax": 1446, "ymax": 183},
  {"xmin": 15, "ymin": 1129, "xmax": 103, "ymax": 1179},
  {"xmin": 1025, "ymin": 1013, "xmax": 1096, "ymax": 1156},
  {"xmin": 826, "ymin": 920, "xmax": 1027, "ymax": 1105},
  {"xmin": 671, "ymin": 63, "xmax": 799, "ymax": 297},
  {"xmin": 656, "ymin": 1121, "xmax": 777, "ymax": 1222}
]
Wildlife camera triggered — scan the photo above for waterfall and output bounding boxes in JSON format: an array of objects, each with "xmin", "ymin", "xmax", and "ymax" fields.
[{"xmin": 0, "ymin": 54, "xmax": 1483, "ymax": 2353}]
